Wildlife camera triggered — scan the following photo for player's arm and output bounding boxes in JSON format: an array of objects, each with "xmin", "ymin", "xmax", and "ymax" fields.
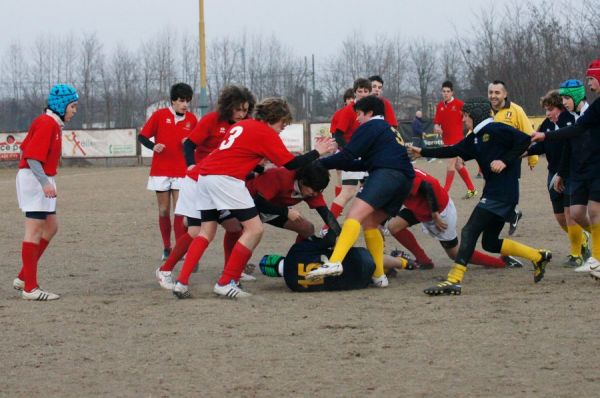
[
  {"xmin": 253, "ymin": 193, "xmax": 289, "ymax": 219},
  {"xmin": 498, "ymin": 127, "xmax": 532, "ymax": 166},
  {"xmin": 526, "ymin": 140, "xmax": 545, "ymax": 156},
  {"xmin": 557, "ymin": 143, "xmax": 570, "ymax": 179},
  {"xmin": 315, "ymin": 206, "xmax": 341, "ymax": 247},
  {"xmin": 138, "ymin": 112, "xmax": 159, "ymax": 150},
  {"xmin": 417, "ymin": 181, "xmax": 439, "ymax": 214},
  {"xmin": 183, "ymin": 139, "xmax": 197, "ymax": 166},
  {"xmin": 419, "ymin": 140, "xmax": 470, "ymax": 160}
]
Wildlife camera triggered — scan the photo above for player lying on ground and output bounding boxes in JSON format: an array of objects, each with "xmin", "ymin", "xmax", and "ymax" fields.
[
  {"xmin": 306, "ymin": 95, "xmax": 415, "ymax": 288},
  {"xmin": 385, "ymin": 167, "xmax": 523, "ymax": 270},
  {"xmin": 409, "ymin": 97, "xmax": 552, "ymax": 296},
  {"xmin": 14, "ymin": 84, "xmax": 79, "ymax": 301}
]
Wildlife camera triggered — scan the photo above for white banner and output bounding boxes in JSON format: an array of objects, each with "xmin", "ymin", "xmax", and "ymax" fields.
[
  {"xmin": 0, "ymin": 132, "xmax": 27, "ymax": 161},
  {"xmin": 62, "ymin": 129, "xmax": 137, "ymax": 157},
  {"xmin": 309, "ymin": 123, "xmax": 331, "ymax": 150},
  {"xmin": 280, "ymin": 123, "xmax": 305, "ymax": 153}
]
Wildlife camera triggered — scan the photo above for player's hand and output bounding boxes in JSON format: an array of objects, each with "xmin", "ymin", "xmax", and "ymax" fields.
[
  {"xmin": 528, "ymin": 155, "xmax": 539, "ymax": 170},
  {"xmin": 434, "ymin": 125, "xmax": 443, "ymax": 134},
  {"xmin": 43, "ymin": 183, "xmax": 57, "ymax": 198},
  {"xmin": 187, "ymin": 164, "xmax": 195, "ymax": 171},
  {"xmin": 553, "ymin": 176, "xmax": 565, "ymax": 193},
  {"xmin": 314, "ymin": 138, "xmax": 337, "ymax": 155},
  {"xmin": 432, "ymin": 212, "xmax": 447, "ymax": 231},
  {"xmin": 154, "ymin": 143, "xmax": 166, "ymax": 153},
  {"xmin": 287, "ymin": 208, "xmax": 301, "ymax": 221},
  {"xmin": 531, "ymin": 132, "xmax": 545, "ymax": 142},
  {"xmin": 490, "ymin": 160, "xmax": 507, "ymax": 173},
  {"xmin": 406, "ymin": 145, "xmax": 422, "ymax": 159}
]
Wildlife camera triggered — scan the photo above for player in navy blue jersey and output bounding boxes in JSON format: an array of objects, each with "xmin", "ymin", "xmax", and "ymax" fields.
[{"xmin": 410, "ymin": 97, "xmax": 552, "ymax": 295}]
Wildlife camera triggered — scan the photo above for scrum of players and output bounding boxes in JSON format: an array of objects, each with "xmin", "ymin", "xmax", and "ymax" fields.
[{"xmin": 13, "ymin": 60, "xmax": 600, "ymax": 300}]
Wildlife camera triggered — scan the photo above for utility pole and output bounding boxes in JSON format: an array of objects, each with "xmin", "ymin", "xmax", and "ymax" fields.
[
  {"xmin": 311, "ymin": 54, "xmax": 316, "ymax": 121},
  {"xmin": 198, "ymin": 0, "xmax": 208, "ymax": 116}
]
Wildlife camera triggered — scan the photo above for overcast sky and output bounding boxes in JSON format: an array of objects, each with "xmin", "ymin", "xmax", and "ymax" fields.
[{"xmin": 2, "ymin": 0, "xmax": 552, "ymax": 60}]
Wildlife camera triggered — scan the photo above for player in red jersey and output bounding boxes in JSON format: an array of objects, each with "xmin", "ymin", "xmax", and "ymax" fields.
[
  {"xmin": 322, "ymin": 78, "xmax": 372, "ymax": 235},
  {"xmin": 433, "ymin": 80, "xmax": 477, "ymax": 198},
  {"xmin": 369, "ymin": 75, "xmax": 398, "ymax": 128},
  {"xmin": 329, "ymin": 88, "xmax": 355, "ymax": 197},
  {"xmin": 385, "ymin": 168, "xmax": 522, "ymax": 270},
  {"xmin": 247, "ymin": 162, "xmax": 340, "ymax": 240},
  {"xmin": 138, "ymin": 83, "xmax": 197, "ymax": 261},
  {"xmin": 155, "ymin": 86, "xmax": 256, "ymax": 290},
  {"xmin": 171, "ymin": 98, "xmax": 336, "ymax": 299},
  {"xmin": 13, "ymin": 84, "xmax": 78, "ymax": 301}
]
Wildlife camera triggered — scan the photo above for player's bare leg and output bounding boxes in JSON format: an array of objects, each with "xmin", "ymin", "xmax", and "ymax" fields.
[{"xmin": 156, "ymin": 191, "xmax": 172, "ymax": 260}]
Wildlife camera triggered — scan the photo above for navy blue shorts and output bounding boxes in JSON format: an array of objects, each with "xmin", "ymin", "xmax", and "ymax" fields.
[
  {"xmin": 357, "ymin": 168, "xmax": 412, "ymax": 216},
  {"xmin": 569, "ymin": 177, "xmax": 600, "ymax": 205},
  {"xmin": 547, "ymin": 173, "xmax": 569, "ymax": 214},
  {"xmin": 476, "ymin": 198, "xmax": 515, "ymax": 221}
]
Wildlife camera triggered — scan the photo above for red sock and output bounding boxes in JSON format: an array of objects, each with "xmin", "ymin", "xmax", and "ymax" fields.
[
  {"xmin": 160, "ymin": 232, "xmax": 194, "ymax": 272},
  {"xmin": 223, "ymin": 230, "xmax": 242, "ymax": 266},
  {"xmin": 177, "ymin": 236, "xmax": 209, "ymax": 285},
  {"xmin": 18, "ymin": 238, "xmax": 49, "ymax": 280},
  {"xmin": 444, "ymin": 170, "xmax": 455, "ymax": 192},
  {"xmin": 158, "ymin": 215, "xmax": 172, "ymax": 249},
  {"xmin": 469, "ymin": 250, "xmax": 505, "ymax": 268},
  {"xmin": 458, "ymin": 166, "xmax": 475, "ymax": 191},
  {"xmin": 218, "ymin": 242, "xmax": 252, "ymax": 285},
  {"xmin": 334, "ymin": 185, "xmax": 342, "ymax": 197},
  {"xmin": 173, "ymin": 215, "xmax": 186, "ymax": 240},
  {"xmin": 295, "ymin": 234, "xmax": 304, "ymax": 243},
  {"xmin": 22, "ymin": 241, "xmax": 40, "ymax": 292},
  {"xmin": 322, "ymin": 202, "xmax": 344, "ymax": 231},
  {"xmin": 392, "ymin": 229, "xmax": 432, "ymax": 264}
]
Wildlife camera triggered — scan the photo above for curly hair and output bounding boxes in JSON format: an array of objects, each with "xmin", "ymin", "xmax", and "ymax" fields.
[
  {"xmin": 253, "ymin": 97, "xmax": 293, "ymax": 125},
  {"xmin": 216, "ymin": 85, "xmax": 256, "ymax": 121},
  {"xmin": 540, "ymin": 90, "xmax": 565, "ymax": 111}
]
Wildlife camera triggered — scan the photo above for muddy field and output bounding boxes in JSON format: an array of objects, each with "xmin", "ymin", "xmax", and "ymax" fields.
[{"xmin": 1, "ymin": 159, "xmax": 599, "ymax": 397}]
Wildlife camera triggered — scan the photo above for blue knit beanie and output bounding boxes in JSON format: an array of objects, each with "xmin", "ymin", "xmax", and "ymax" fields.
[{"xmin": 47, "ymin": 84, "xmax": 78, "ymax": 117}]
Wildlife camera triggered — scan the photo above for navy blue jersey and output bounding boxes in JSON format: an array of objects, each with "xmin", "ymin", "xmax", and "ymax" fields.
[
  {"xmin": 528, "ymin": 111, "xmax": 575, "ymax": 174},
  {"xmin": 319, "ymin": 117, "xmax": 414, "ymax": 179},
  {"xmin": 422, "ymin": 119, "xmax": 530, "ymax": 205},
  {"xmin": 283, "ymin": 239, "xmax": 374, "ymax": 292}
]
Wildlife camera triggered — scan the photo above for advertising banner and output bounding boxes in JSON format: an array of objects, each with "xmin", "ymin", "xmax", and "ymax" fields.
[
  {"xmin": 62, "ymin": 129, "xmax": 137, "ymax": 158},
  {"xmin": 0, "ymin": 132, "xmax": 27, "ymax": 161}
]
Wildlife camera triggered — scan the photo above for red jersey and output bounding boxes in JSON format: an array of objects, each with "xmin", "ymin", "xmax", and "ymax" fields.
[
  {"xmin": 187, "ymin": 111, "xmax": 232, "ymax": 164},
  {"xmin": 433, "ymin": 97, "xmax": 465, "ymax": 145},
  {"xmin": 334, "ymin": 102, "xmax": 360, "ymax": 143},
  {"xmin": 140, "ymin": 107, "xmax": 197, "ymax": 177},
  {"xmin": 18, "ymin": 113, "xmax": 62, "ymax": 176},
  {"xmin": 329, "ymin": 107, "xmax": 344, "ymax": 133},
  {"xmin": 382, "ymin": 97, "xmax": 398, "ymax": 128},
  {"xmin": 246, "ymin": 167, "xmax": 327, "ymax": 209},
  {"xmin": 403, "ymin": 168, "xmax": 449, "ymax": 222},
  {"xmin": 199, "ymin": 119, "xmax": 295, "ymax": 180}
]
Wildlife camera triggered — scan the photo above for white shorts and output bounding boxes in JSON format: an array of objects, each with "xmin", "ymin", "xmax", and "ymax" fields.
[
  {"xmin": 174, "ymin": 176, "xmax": 201, "ymax": 219},
  {"xmin": 16, "ymin": 169, "xmax": 57, "ymax": 213},
  {"xmin": 341, "ymin": 171, "xmax": 367, "ymax": 182},
  {"xmin": 421, "ymin": 199, "xmax": 458, "ymax": 242},
  {"xmin": 196, "ymin": 175, "xmax": 255, "ymax": 211},
  {"xmin": 146, "ymin": 176, "xmax": 183, "ymax": 192}
]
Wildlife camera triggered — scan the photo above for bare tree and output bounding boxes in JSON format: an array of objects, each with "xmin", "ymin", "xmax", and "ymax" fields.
[{"xmin": 408, "ymin": 39, "xmax": 437, "ymax": 118}]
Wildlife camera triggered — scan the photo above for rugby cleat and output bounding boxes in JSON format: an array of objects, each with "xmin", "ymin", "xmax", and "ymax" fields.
[
  {"xmin": 12, "ymin": 278, "xmax": 25, "ymax": 291},
  {"xmin": 423, "ymin": 280, "xmax": 461, "ymax": 296},
  {"xmin": 22, "ymin": 288, "xmax": 60, "ymax": 301},
  {"xmin": 155, "ymin": 268, "xmax": 175, "ymax": 290},
  {"xmin": 240, "ymin": 272, "xmax": 257, "ymax": 282},
  {"xmin": 502, "ymin": 256, "xmax": 523, "ymax": 268},
  {"xmin": 213, "ymin": 280, "xmax": 251, "ymax": 299},
  {"xmin": 582, "ymin": 231, "xmax": 591, "ymax": 261},
  {"xmin": 172, "ymin": 282, "xmax": 192, "ymax": 299},
  {"xmin": 463, "ymin": 189, "xmax": 478, "ymax": 200},
  {"xmin": 371, "ymin": 274, "xmax": 389, "ymax": 288},
  {"xmin": 574, "ymin": 256, "xmax": 598, "ymax": 273},
  {"xmin": 508, "ymin": 209, "xmax": 523, "ymax": 236},
  {"xmin": 563, "ymin": 255, "xmax": 583, "ymax": 268},
  {"xmin": 305, "ymin": 261, "xmax": 343, "ymax": 280},
  {"xmin": 590, "ymin": 259, "xmax": 600, "ymax": 280},
  {"xmin": 533, "ymin": 250, "xmax": 552, "ymax": 283}
]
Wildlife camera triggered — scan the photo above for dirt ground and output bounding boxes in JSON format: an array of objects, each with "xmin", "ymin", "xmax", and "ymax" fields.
[{"xmin": 1, "ymin": 159, "xmax": 600, "ymax": 397}]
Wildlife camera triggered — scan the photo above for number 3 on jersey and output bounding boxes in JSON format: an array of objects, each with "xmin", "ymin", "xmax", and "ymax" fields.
[{"xmin": 219, "ymin": 126, "xmax": 244, "ymax": 150}]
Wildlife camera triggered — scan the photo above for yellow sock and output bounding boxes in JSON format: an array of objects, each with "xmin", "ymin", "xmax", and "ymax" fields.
[
  {"xmin": 567, "ymin": 225, "xmax": 585, "ymax": 257},
  {"xmin": 329, "ymin": 218, "xmax": 361, "ymax": 264},
  {"xmin": 501, "ymin": 239, "xmax": 541, "ymax": 262},
  {"xmin": 592, "ymin": 223, "xmax": 600, "ymax": 260},
  {"xmin": 364, "ymin": 228, "xmax": 385, "ymax": 278},
  {"xmin": 447, "ymin": 264, "xmax": 467, "ymax": 283}
]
